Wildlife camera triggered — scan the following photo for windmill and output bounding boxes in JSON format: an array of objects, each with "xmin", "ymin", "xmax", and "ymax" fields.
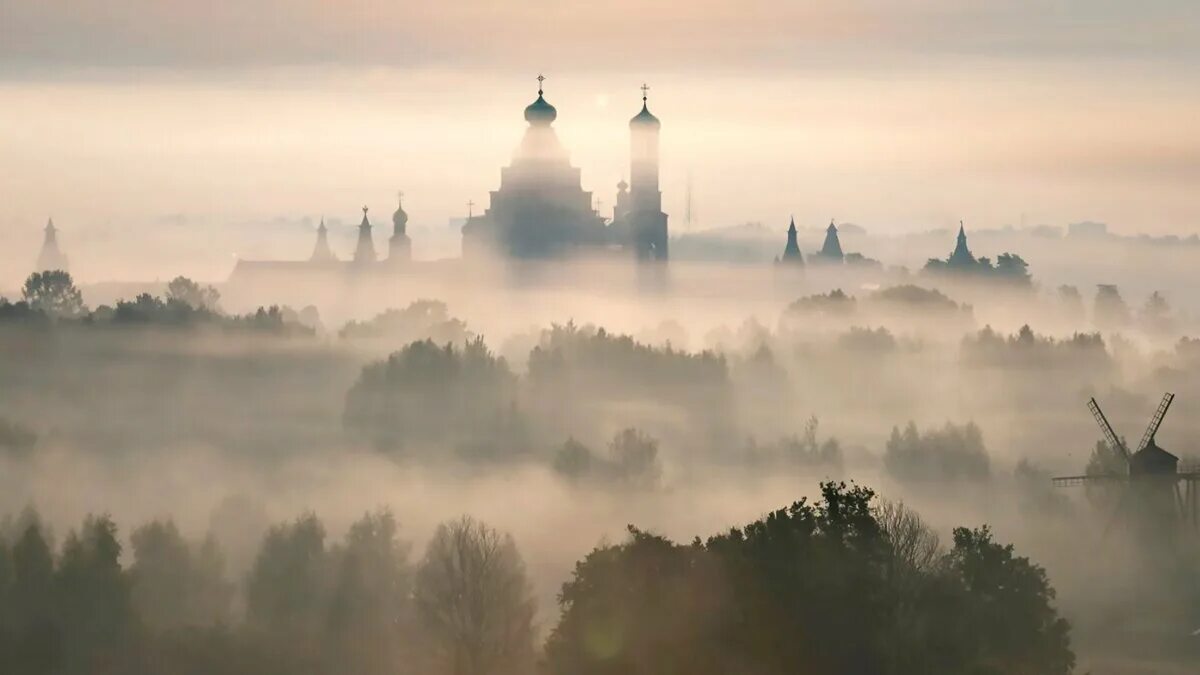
[{"xmin": 1053, "ymin": 393, "xmax": 1200, "ymax": 535}]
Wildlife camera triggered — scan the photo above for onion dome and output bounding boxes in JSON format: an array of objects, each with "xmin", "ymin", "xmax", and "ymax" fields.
[
  {"xmin": 393, "ymin": 193, "xmax": 408, "ymax": 234},
  {"xmin": 617, "ymin": 178, "xmax": 629, "ymax": 192},
  {"xmin": 630, "ymin": 84, "xmax": 660, "ymax": 129},
  {"xmin": 525, "ymin": 76, "xmax": 557, "ymax": 126}
]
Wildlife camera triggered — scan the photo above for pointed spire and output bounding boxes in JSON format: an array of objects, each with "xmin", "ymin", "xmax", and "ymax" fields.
[
  {"xmin": 782, "ymin": 215, "xmax": 802, "ymax": 264},
  {"xmin": 310, "ymin": 216, "xmax": 336, "ymax": 263},
  {"xmin": 949, "ymin": 219, "xmax": 975, "ymax": 266},
  {"xmin": 36, "ymin": 216, "xmax": 68, "ymax": 272},
  {"xmin": 354, "ymin": 206, "xmax": 377, "ymax": 264},
  {"xmin": 817, "ymin": 219, "xmax": 844, "ymax": 262}
]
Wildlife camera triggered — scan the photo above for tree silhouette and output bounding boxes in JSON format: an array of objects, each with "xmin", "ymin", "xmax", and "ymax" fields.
[
  {"xmin": 165, "ymin": 276, "xmax": 221, "ymax": 311},
  {"xmin": 246, "ymin": 513, "xmax": 328, "ymax": 633},
  {"xmin": 54, "ymin": 515, "xmax": 133, "ymax": 671},
  {"xmin": 129, "ymin": 520, "xmax": 232, "ymax": 630},
  {"xmin": 414, "ymin": 516, "xmax": 535, "ymax": 675},
  {"xmin": 21, "ymin": 271, "xmax": 84, "ymax": 318}
]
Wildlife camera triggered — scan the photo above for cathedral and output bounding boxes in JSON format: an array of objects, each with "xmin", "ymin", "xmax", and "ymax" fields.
[
  {"xmin": 463, "ymin": 78, "xmax": 669, "ymax": 261},
  {"xmin": 228, "ymin": 77, "xmax": 669, "ymax": 285}
]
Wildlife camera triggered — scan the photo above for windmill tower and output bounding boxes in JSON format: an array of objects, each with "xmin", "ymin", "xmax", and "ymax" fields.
[{"xmin": 1053, "ymin": 393, "xmax": 1200, "ymax": 537}]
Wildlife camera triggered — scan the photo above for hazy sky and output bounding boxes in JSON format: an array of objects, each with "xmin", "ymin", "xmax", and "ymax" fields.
[{"xmin": 3, "ymin": 1, "xmax": 1200, "ymax": 278}]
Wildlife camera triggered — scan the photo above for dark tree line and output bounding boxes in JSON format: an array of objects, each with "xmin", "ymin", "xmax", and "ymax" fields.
[{"xmin": 1, "ymin": 272, "xmax": 314, "ymax": 336}]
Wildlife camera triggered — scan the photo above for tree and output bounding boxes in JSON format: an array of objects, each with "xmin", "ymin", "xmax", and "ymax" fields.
[
  {"xmin": 54, "ymin": 515, "xmax": 133, "ymax": 670},
  {"xmin": 947, "ymin": 527, "xmax": 1074, "ymax": 675},
  {"xmin": 21, "ymin": 271, "xmax": 84, "ymax": 318},
  {"xmin": 325, "ymin": 510, "xmax": 412, "ymax": 673},
  {"xmin": 1094, "ymin": 284, "xmax": 1131, "ymax": 329},
  {"xmin": 994, "ymin": 253, "xmax": 1031, "ymax": 283},
  {"xmin": 8, "ymin": 520, "xmax": 59, "ymax": 674},
  {"xmin": 165, "ymin": 276, "xmax": 221, "ymax": 311},
  {"xmin": 884, "ymin": 421, "xmax": 991, "ymax": 484},
  {"xmin": 413, "ymin": 516, "xmax": 535, "ymax": 675},
  {"xmin": 344, "ymin": 338, "xmax": 523, "ymax": 455},
  {"xmin": 607, "ymin": 428, "xmax": 662, "ymax": 489},
  {"xmin": 129, "ymin": 520, "xmax": 232, "ymax": 630},
  {"xmin": 246, "ymin": 513, "xmax": 328, "ymax": 632},
  {"xmin": 1140, "ymin": 291, "xmax": 1173, "ymax": 334}
]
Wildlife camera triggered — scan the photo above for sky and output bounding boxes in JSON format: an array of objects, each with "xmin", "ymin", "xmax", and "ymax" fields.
[{"xmin": 3, "ymin": 0, "xmax": 1200, "ymax": 278}]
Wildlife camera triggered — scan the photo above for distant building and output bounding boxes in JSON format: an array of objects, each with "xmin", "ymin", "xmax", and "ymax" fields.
[
  {"xmin": 352, "ymin": 207, "xmax": 378, "ymax": 265},
  {"xmin": 946, "ymin": 222, "xmax": 976, "ymax": 268},
  {"xmin": 1068, "ymin": 221, "xmax": 1109, "ymax": 238},
  {"xmin": 310, "ymin": 217, "xmax": 337, "ymax": 263},
  {"xmin": 778, "ymin": 217, "xmax": 803, "ymax": 266},
  {"xmin": 230, "ymin": 203, "xmax": 407, "ymax": 283},
  {"xmin": 812, "ymin": 220, "xmax": 844, "ymax": 263},
  {"xmin": 923, "ymin": 221, "xmax": 1031, "ymax": 284},
  {"xmin": 463, "ymin": 77, "xmax": 668, "ymax": 261},
  {"xmin": 389, "ymin": 193, "xmax": 412, "ymax": 264},
  {"xmin": 35, "ymin": 218, "xmax": 69, "ymax": 273}
]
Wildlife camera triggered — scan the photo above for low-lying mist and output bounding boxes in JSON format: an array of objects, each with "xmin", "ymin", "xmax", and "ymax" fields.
[{"xmin": 2, "ymin": 257, "xmax": 1199, "ymax": 673}]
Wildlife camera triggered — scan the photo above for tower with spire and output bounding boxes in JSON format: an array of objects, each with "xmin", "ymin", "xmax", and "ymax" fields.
[
  {"xmin": 353, "ymin": 206, "xmax": 377, "ymax": 265},
  {"xmin": 627, "ymin": 84, "xmax": 669, "ymax": 261},
  {"xmin": 814, "ymin": 219, "xmax": 844, "ymax": 263},
  {"xmin": 947, "ymin": 221, "xmax": 976, "ymax": 267},
  {"xmin": 309, "ymin": 217, "xmax": 338, "ymax": 263},
  {"xmin": 780, "ymin": 217, "xmax": 803, "ymax": 265},
  {"xmin": 35, "ymin": 218, "xmax": 69, "ymax": 272},
  {"xmin": 389, "ymin": 191, "xmax": 412, "ymax": 264}
]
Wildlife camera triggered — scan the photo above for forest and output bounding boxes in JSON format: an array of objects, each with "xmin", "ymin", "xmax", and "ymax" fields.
[{"xmin": 2, "ymin": 269, "xmax": 1199, "ymax": 673}]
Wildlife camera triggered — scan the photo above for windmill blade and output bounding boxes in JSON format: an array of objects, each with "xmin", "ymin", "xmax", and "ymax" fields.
[
  {"xmin": 1136, "ymin": 392, "xmax": 1175, "ymax": 453},
  {"xmin": 1088, "ymin": 397, "xmax": 1130, "ymax": 463}
]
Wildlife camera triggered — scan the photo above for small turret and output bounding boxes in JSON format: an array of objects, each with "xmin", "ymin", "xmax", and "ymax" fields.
[
  {"xmin": 389, "ymin": 192, "xmax": 412, "ymax": 264},
  {"xmin": 353, "ymin": 206, "xmax": 377, "ymax": 265},
  {"xmin": 309, "ymin": 217, "xmax": 337, "ymax": 263}
]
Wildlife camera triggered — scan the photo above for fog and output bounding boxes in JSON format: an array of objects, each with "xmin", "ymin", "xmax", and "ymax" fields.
[
  {"xmin": 2, "ymin": 244, "xmax": 1200, "ymax": 671},
  {"xmin": 5, "ymin": 3, "xmax": 1200, "ymax": 667}
]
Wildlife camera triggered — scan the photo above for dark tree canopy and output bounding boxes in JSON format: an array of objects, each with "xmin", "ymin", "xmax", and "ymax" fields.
[
  {"xmin": 343, "ymin": 338, "xmax": 524, "ymax": 456},
  {"xmin": 545, "ymin": 483, "xmax": 1074, "ymax": 675}
]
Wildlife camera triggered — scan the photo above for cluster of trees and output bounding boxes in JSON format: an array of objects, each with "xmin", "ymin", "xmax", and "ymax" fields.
[
  {"xmin": 0, "ymin": 484, "xmax": 1076, "ymax": 675},
  {"xmin": 552, "ymin": 428, "xmax": 664, "ymax": 489},
  {"xmin": 0, "ymin": 272, "xmax": 315, "ymax": 336},
  {"xmin": 884, "ymin": 421, "xmax": 992, "ymax": 484},
  {"xmin": 782, "ymin": 285, "xmax": 972, "ymax": 333},
  {"xmin": 742, "ymin": 416, "xmax": 844, "ymax": 472},
  {"xmin": 343, "ymin": 338, "xmax": 525, "ymax": 457},
  {"xmin": 961, "ymin": 325, "xmax": 1111, "ymax": 371},
  {"xmin": 545, "ymin": 482, "xmax": 1073, "ymax": 675},
  {"xmin": 527, "ymin": 323, "xmax": 730, "ymax": 417},
  {"xmin": 1059, "ymin": 284, "xmax": 1179, "ymax": 334},
  {"xmin": 345, "ymin": 325, "xmax": 737, "ymax": 460},
  {"xmin": 0, "ymin": 509, "xmax": 534, "ymax": 675},
  {"xmin": 339, "ymin": 300, "xmax": 470, "ymax": 346}
]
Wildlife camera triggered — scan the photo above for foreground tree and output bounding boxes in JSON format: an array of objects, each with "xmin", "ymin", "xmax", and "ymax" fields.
[
  {"xmin": 546, "ymin": 482, "xmax": 1074, "ymax": 675},
  {"xmin": 414, "ymin": 516, "xmax": 535, "ymax": 675}
]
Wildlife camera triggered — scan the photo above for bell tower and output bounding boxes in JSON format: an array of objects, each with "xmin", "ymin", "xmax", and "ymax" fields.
[{"xmin": 628, "ymin": 84, "xmax": 669, "ymax": 261}]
